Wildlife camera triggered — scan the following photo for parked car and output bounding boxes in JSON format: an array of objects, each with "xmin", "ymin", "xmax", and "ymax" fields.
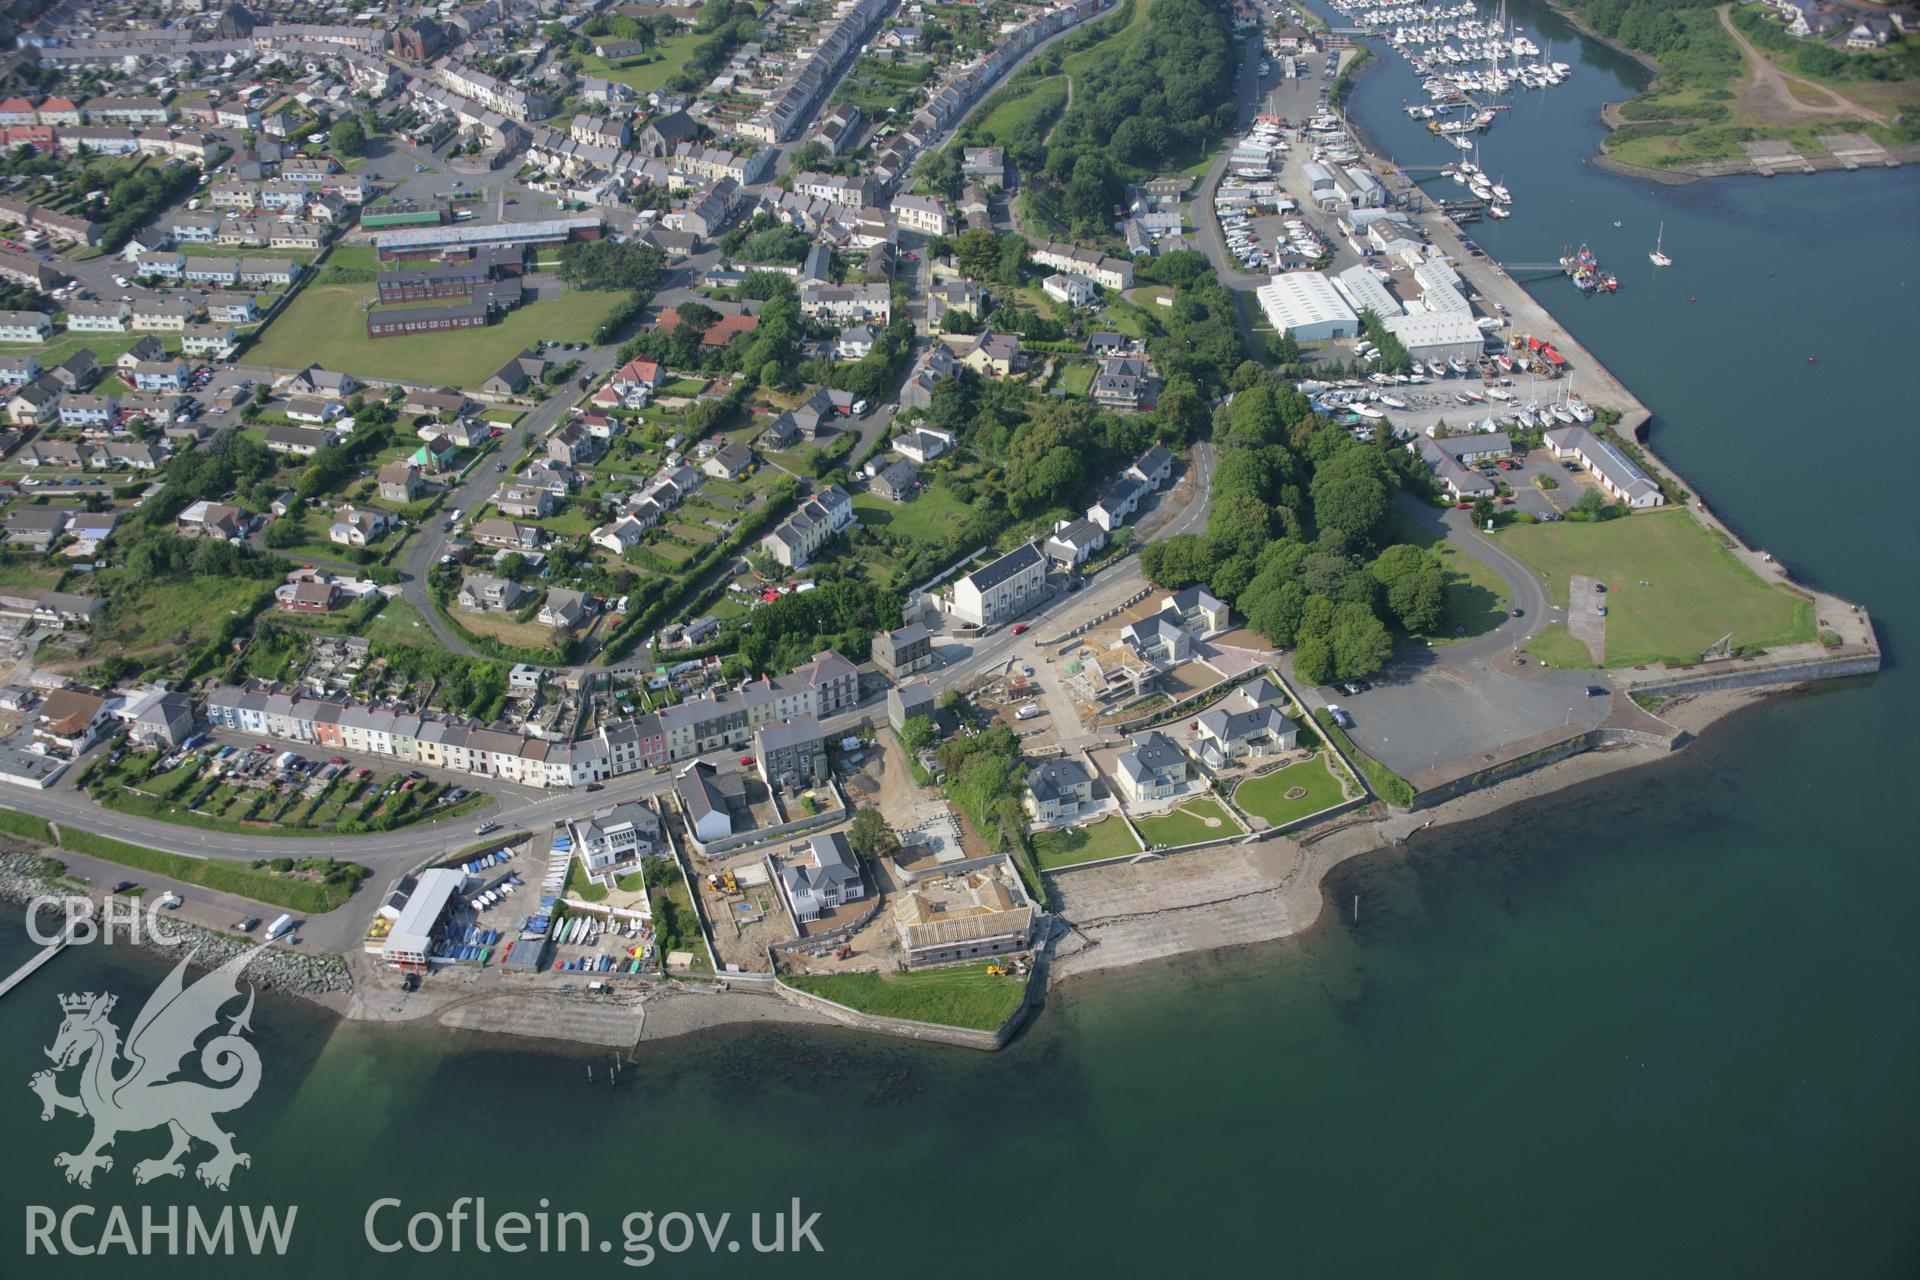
[
  {"xmin": 1326, "ymin": 705, "xmax": 1355, "ymax": 729},
  {"xmin": 1585, "ymin": 685, "xmax": 1608, "ymax": 697},
  {"xmin": 235, "ymin": 917, "xmax": 261, "ymax": 933}
]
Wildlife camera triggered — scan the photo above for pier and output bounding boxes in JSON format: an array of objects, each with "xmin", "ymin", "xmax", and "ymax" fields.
[{"xmin": 0, "ymin": 918, "xmax": 77, "ymax": 1001}]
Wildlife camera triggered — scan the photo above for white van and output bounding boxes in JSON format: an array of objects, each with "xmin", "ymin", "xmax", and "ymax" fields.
[{"xmin": 263, "ymin": 914, "xmax": 295, "ymax": 941}]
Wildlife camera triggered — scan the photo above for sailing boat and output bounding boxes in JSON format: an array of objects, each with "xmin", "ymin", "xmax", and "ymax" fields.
[{"xmin": 1649, "ymin": 221, "xmax": 1672, "ymax": 268}]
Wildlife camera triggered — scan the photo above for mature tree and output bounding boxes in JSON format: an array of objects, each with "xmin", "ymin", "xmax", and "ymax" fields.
[
  {"xmin": 1310, "ymin": 447, "xmax": 1393, "ymax": 548},
  {"xmin": 1293, "ymin": 633, "xmax": 1336, "ymax": 687},
  {"xmin": 848, "ymin": 807, "xmax": 901, "ymax": 862},
  {"xmin": 900, "ymin": 715, "xmax": 936, "ymax": 753},
  {"xmin": 1140, "ymin": 533, "xmax": 1215, "ymax": 589},
  {"xmin": 330, "ymin": 117, "xmax": 366, "ymax": 157},
  {"xmin": 1471, "ymin": 495, "xmax": 1497, "ymax": 526},
  {"xmin": 1369, "ymin": 543, "xmax": 1448, "ymax": 635},
  {"xmin": 1329, "ymin": 601, "xmax": 1392, "ymax": 679}
]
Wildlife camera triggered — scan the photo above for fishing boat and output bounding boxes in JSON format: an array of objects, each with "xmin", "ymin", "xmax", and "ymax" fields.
[
  {"xmin": 1495, "ymin": 353, "xmax": 1514, "ymax": 372},
  {"xmin": 1487, "ymin": 205, "xmax": 1511, "ymax": 219},
  {"xmin": 1650, "ymin": 221, "xmax": 1672, "ymax": 267}
]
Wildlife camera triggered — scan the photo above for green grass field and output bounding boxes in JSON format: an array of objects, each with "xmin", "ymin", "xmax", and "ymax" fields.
[
  {"xmin": 0, "ymin": 331, "xmax": 167, "ymax": 369},
  {"xmin": 1031, "ymin": 814, "xmax": 1142, "ymax": 869},
  {"xmin": 48, "ymin": 826, "xmax": 368, "ymax": 914},
  {"xmin": 1497, "ymin": 510, "xmax": 1814, "ymax": 667},
  {"xmin": 970, "ymin": 75, "xmax": 1068, "ymax": 147},
  {"xmin": 576, "ymin": 31, "xmax": 704, "ymax": 94},
  {"xmin": 248, "ymin": 285, "xmax": 623, "ymax": 388},
  {"xmin": 784, "ymin": 962, "xmax": 1028, "ymax": 1030},
  {"xmin": 86, "ymin": 573, "xmax": 267, "ymax": 661},
  {"xmin": 1233, "ymin": 756, "xmax": 1348, "ymax": 828},
  {"xmin": 1395, "ymin": 515, "xmax": 1509, "ymax": 643},
  {"xmin": 852, "ymin": 484, "xmax": 971, "ymax": 549},
  {"xmin": 1521, "ymin": 622, "xmax": 1596, "ymax": 670},
  {"xmin": 1134, "ymin": 796, "xmax": 1244, "ymax": 848}
]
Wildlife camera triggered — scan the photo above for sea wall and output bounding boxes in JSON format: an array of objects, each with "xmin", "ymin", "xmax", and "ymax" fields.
[
  {"xmin": 1628, "ymin": 652, "xmax": 1882, "ymax": 700},
  {"xmin": 0, "ymin": 850, "xmax": 354, "ymax": 998},
  {"xmin": 770, "ymin": 966, "xmax": 1037, "ymax": 1052},
  {"xmin": 1409, "ymin": 726, "xmax": 1677, "ymax": 811}
]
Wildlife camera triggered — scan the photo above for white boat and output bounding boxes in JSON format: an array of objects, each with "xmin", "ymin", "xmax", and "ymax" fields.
[
  {"xmin": 1380, "ymin": 394, "xmax": 1409, "ymax": 409},
  {"xmin": 1447, "ymin": 356, "xmax": 1470, "ymax": 374},
  {"xmin": 1650, "ymin": 221, "xmax": 1672, "ymax": 267},
  {"xmin": 1486, "ymin": 387, "xmax": 1513, "ymax": 401},
  {"xmin": 1353, "ymin": 404, "xmax": 1385, "ymax": 419},
  {"xmin": 1567, "ymin": 397, "xmax": 1596, "ymax": 423},
  {"xmin": 1487, "ymin": 205, "xmax": 1511, "ymax": 219},
  {"xmin": 1551, "ymin": 402, "xmax": 1577, "ymax": 425}
]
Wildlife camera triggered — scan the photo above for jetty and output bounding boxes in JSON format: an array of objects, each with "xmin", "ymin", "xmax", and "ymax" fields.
[{"xmin": 0, "ymin": 918, "xmax": 77, "ymax": 1001}]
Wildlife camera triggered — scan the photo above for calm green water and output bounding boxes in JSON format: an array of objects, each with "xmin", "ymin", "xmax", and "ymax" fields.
[{"xmin": 2, "ymin": 6, "xmax": 1916, "ymax": 1275}]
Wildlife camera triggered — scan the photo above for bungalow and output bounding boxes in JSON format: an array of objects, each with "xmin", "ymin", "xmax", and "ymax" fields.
[
  {"xmin": 177, "ymin": 500, "xmax": 256, "ymax": 540},
  {"xmin": 702, "ymin": 440, "xmax": 753, "ymax": 480},
  {"xmin": 32, "ymin": 591, "xmax": 105, "ymax": 630},
  {"xmin": 33, "ymin": 688, "xmax": 113, "ymax": 756},
  {"xmin": 676, "ymin": 761, "xmax": 744, "ymax": 844},
  {"xmin": 4, "ymin": 506, "xmax": 69, "ymax": 550},
  {"xmin": 485, "ymin": 351, "xmax": 548, "ymax": 397},
  {"xmin": 538, "ymin": 588, "xmax": 592, "ymax": 630},
  {"xmin": 893, "ymin": 426, "xmax": 953, "ymax": 464},
  {"xmin": 285, "ymin": 397, "xmax": 344, "ymax": 424},
  {"xmin": 265, "ymin": 424, "xmax": 338, "ymax": 457},
  {"xmin": 470, "ymin": 517, "xmax": 545, "ymax": 551},
  {"xmin": 94, "ymin": 440, "xmax": 164, "ymax": 470}
]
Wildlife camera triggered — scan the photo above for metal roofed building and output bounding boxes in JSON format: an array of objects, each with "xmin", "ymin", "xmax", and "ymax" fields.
[
  {"xmin": 1256, "ymin": 272, "xmax": 1359, "ymax": 342},
  {"xmin": 1382, "ymin": 312, "xmax": 1485, "ymax": 365},
  {"xmin": 1333, "ymin": 263, "xmax": 1405, "ymax": 321},
  {"xmin": 382, "ymin": 867, "xmax": 467, "ymax": 970},
  {"xmin": 372, "ymin": 216, "xmax": 602, "ymax": 259}
]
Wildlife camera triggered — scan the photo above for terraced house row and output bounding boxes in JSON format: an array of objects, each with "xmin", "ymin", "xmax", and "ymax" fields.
[{"xmin": 202, "ymin": 650, "xmax": 861, "ymax": 789}]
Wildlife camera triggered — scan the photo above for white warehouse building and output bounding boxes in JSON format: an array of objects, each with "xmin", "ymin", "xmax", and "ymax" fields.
[
  {"xmin": 1333, "ymin": 263, "xmax": 1405, "ymax": 321},
  {"xmin": 1382, "ymin": 312, "xmax": 1485, "ymax": 365},
  {"xmin": 1256, "ymin": 272, "xmax": 1359, "ymax": 342}
]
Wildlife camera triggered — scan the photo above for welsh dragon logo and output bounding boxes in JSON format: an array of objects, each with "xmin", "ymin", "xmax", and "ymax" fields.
[{"xmin": 29, "ymin": 946, "xmax": 265, "ymax": 1190}]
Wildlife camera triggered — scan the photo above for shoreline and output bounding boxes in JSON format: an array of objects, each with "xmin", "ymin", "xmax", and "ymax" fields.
[
  {"xmin": 0, "ymin": 679, "xmax": 1860, "ymax": 1054},
  {"xmin": 1533, "ymin": 0, "xmax": 1913, "ymax": 183}
]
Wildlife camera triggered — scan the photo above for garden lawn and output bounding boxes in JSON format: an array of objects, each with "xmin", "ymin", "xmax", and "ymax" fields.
[
  {"xmin": 1394, "ymin": 514, "xmax": 1508, "ymax": 642},
  {"xmin": 784, "ymin": 962, "xmax": 1027, "ymax": 1031},
  {"xmin": 1496, "ymin": 509, "xmax": 1813, "ymax": 666},
  {"xmin": 1031, "ymin": 815, "xmax": 1141, "ymax": 869},
  {"xmin": 248, "ymin": 285, "xmax": 624, "ymax": 388},
  {"xmin": 1134, "ymin": 796, "xmax": 1244, "ymax": 848},
  {"xmin": 1233, "ymin": 756, "xmax": 1348, "ymax": 828},
  {"xmin": 576, "ymin": 31, "xmax": 705, "ymax": 94},
  {"xmin": 852, "ymin": 484, "xmax": 971, "ymax": 550}
]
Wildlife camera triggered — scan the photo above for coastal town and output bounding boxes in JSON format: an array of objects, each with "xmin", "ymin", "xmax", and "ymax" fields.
[{"xmin": 0, "ymin": 0, "xmax": 1888, "ymax": 1047}]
